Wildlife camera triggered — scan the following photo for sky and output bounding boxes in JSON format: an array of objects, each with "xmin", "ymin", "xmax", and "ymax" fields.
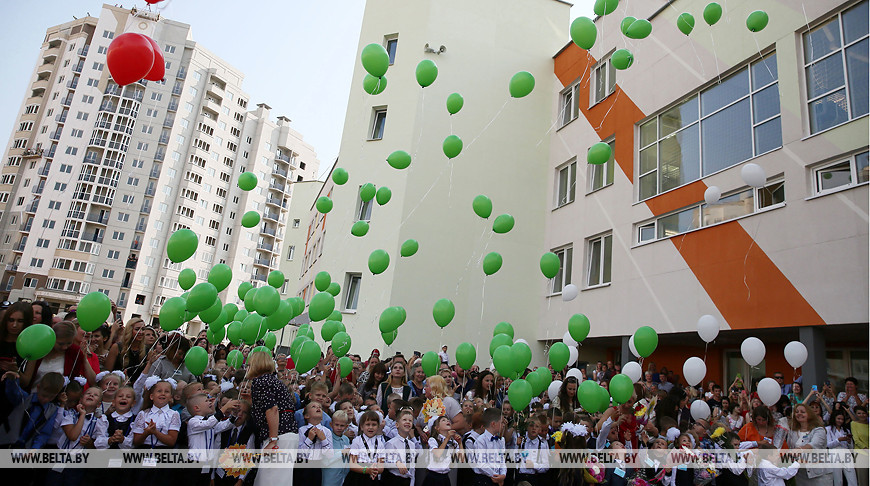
[{"xmin": 0, "ymin": 0, "xmax": 593, "ymax": 177}]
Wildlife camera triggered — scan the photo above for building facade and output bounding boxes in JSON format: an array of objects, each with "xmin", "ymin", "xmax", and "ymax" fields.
[{"xmin": 0, "ymin": 5, "xmax": 319, "ymax": 332}]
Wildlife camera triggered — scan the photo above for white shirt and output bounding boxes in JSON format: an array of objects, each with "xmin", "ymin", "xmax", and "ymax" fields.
[
  {"xmin": 382, "ymin": 416, "xmax": 398, "ymax": 440},
  {"xmin": 298, "ymin": 423, "xmax": 332, "ymax": 461},
  {"xmin": 386, "ymin": 434, "xmax": 420, "ymax": 479},
  {"xmin": 132, "ymin": 404, "xmax": 181, "ymax": 447},
  {"xmin": 60, "ymin": 410, "xmax": 106, "ymax": 450},
  {"xmin": 350, "ymin": 434, "xmax": 385, "ymax": 465},
  {"xmin": 187, "ymin": 413, "xmax": 235, "ymax": 463},
  {"xmin": 49, "ymin": 408, "xmax": 75, "ymax": 446},
  {"xmin": 426, "ymin": 435, "xmax": 457, "ymax": 474},
  {"xmin": 94, "ymin": 411, "xmax": 135, "ymax": 449},
  {"xmin": 756, "ymin": 459, "xmax": 799, "ymax": 486},
  {"xmin": 438, "ymin": 351, "xmax": 449, "ymax": 363},
  {"xmin": 473, "ymin": 430, "xmax": 506, "ymax": 477},
  {"xmin": 518, "ymin": 434, "xmax": 549, "ymax": 474}
]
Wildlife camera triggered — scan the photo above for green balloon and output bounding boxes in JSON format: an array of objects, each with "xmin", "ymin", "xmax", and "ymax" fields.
[
  {"xmin": 375, "ymin": 187, "xmax": 391, "ymax": 206},
  {"xmin": 493, "ymin": 322, "xmax": 514, "ymax": 339},
  {"xmin": 570, "ymin": 17, "xmax": 597, "ymax": 50},
  {"xmin": 568, "ymin": 314, "xmax": 591, "ymax": 343},
  {"xmin": 290, "ymin": 335, "xmax": 310, "ymax": 360},
  {"xmin": 326, "ymin": 282, "xmax": 341, "ymax": 297},
  {"xmin": 678, "ymin": 12, "xmax": 695, "ymax": 35},
  {"xmin": 234, "ymin": 309, "xmax": 249, "ymax": 322},
  {"xmin": 634, "ymin": 326, "xmax": 659, "ymax": 357},
  {"xmin": 264, "ymin": 300, "xmax": 292, "ymax": 331},
  {"xmin": 267, "ymin": 270, "xmax": 284, "ymax": 289},
  {"xmin": 263, "ymin": 332, "xmax": 277, "ymax": 350},
  {"xmin": 368, "ymin": 249, "xmax": 390, "ymax": 275},
  {"xmin": 252, "ymin": 345, "xmax": 271, "ymax": 356},
  {"xmin": 241, "ymin": 314, "xmax": 264, "ymax": 343},
  {"xmin": 241, "ymin": 211, "xmax": 260, "ymax": 228},
  {"xmin": 540, "ymin": 252, "xmax": 560, "ymax": 279},
  {"xmin": 188, "ymin": 282, "xmax": 218, "ymax": 313},
  {"xmin": 254, "ymin": 285, "xmax": 280, "ymax": 316},
  {"xmin": 16, "ymin": 324, "xmax": 55, "ymax": 361},
  {"xmin": 207, "ymin": 325, "xmax": 225, "ymax": 345},
  {"xmin": 226, "ymin": 322, "xmax": 243, "ymax": 346},
  {"xmin": 243, "ymin": 288, "xmax": 257, "ymax": 312},
  {"xmin": 199, "ymin": 298, "xmax": 223, "ymax": 324},
  {"xmin": 167, "ymin": 229, "xmax": 198, "ymax": 263},
  {"xmin": 415, "ymin": 59, "xmax": 438, "ymax": 87},
  {"xmin": 351, "ymin": 221, "xmax": 369, "ymax": 237},
  {"xmin": 77, "ymin": 291, "xmax": 112, "ymax": 331},
  {"xmin": 508, "ymin": 379, "xmax": 533, "ymax": 411},
  {"xmin": 332, "ymin": 167, "xmax": 349, "ymax": 185},
  {"xmin": 526, "ymin": 369, "xmax": 545, "ymax": 396},
  {"xmin": 422, "ymin": 351, "xmax": 440, "ymax": 377},
  {"xmin": 379, "ymin": 306, "xmax": 406, "ymax": 333},
  {"xmin": 455, "ymin": 342, "xmax": 476, "ymax": 370},
  {"xmin": 295, "ymin": 340, "xmax": 321, "ymax": 374},
  {"xmin": 288, "ymin": 297, "xmax": 305, "ymax": 317},
  {"xmin": 361, "ymin": 43, "xmax": 390, "ymax": 78},
  {"xmin": 549, "ymin": 342, "xmax": 570, "ymax": 371},
  {"xmin": 625, "ymin": 19, "xmax": 652, "ymax": 40},
  {"xmin": 489, "ymin": 333, "xmax": 513, "ymax": 357},
  {"xmin": 237, "ymin": 172, "xmax": 258, "ymax": 191},
  {"xmin": 400, "ymin": 239, "xmax": 418, "ymax": 257},
  {"xmin": 332, "ymin": 331, "xmax": 351, "ymax": 356},
  {"xmin": 593, "ymin": 0, "xmax": 619, "ymax": 16},
  {"xmin": 596, "ymin": 383, "xmax": 612, "ymax": 412},
  {"xmin": 588, "ymin": 141, "xmax": 613, "ymax": 165},
  {"xmin": 446, "ymin": 93, "xmax": 464, "ymax": 115},
  {"xmin": 237, "ymin": 282, "xmax": 253, "ymax": 301},
  {"xmin": 432, "ymin": 298, "xmax": 455, "ymax": 328},
  {"xmin": 321, "ymin": 320, "xmax": 342, "ymax": 341},
  {"xmin": 511, "ymin": 342, "xmax": 532, "ymax": 373},
  {"xmin": 360, "ymin": 183, "xmax": 376, "ymax": 202},
  {"xmin": 578, "ymin": 379, "xmax": 601, "ymax": 411},
  {"xmin": 159, "ymin": 296, "xmax": 187, "ymax": 331},
  {"xmin": 223, "ymin": 303, "xmax": 239, "ymax": 320},
  {"xmin": 472, "ymin": 195, "xmax": 493, "ymax": 219},
  {"xmin": 208, "ymin": 264, "xmax": 232, "ymax": 292},
  {"xmin": 315, "ymin": 271, "xmax": 331, "ymax": 292},
  {"xmin": 328, "ymin": 310, "xmax": 343, "ymax": 322},
  {"xmin": 703, "ymin": 2, "xmax": 722, "ymax": 25},
  {"xmin": 492, "ymin": 214, "xmax": 515, "ymax": 234},
  {"xmin": 443, "ymin": 135, "xmax": 463, "ymax": 159},
  {"xmin": 610, "ymin": 373, "xmax": 634, "ymax": 404},
  {"xmin": 299, "ymin": 323, "xmax": 315, "ymax": 340},
  {"xmin": 226, "ymin": 349, "xmax": 244, "ymax": 368},
  {"xmin": 184, "ymin": 346, "xmax": 209, "ymax": 376},
  {"xmin": 482, "ymin": 252, "xmax": 502, "ymax": 276},
  {"xmin": 611, "ymin": 49, "xmax": 633, "ymax": 70},
  {"xmin": 178, "ymin": 268, "xmax": 196, "ymax": 290},
  {"xmin": 746, "ymin": 10, "xmax": 769, "ymax": 32},
  {"xmin": 509, "ymin": 71, "xmax": 535, "ymax": 98},
  {"xmin": 536, "ymin": 367, "xmax": 553, "ymax": 392},
  {"xmin": 382, "ymin": 330, "xmax": 398, "ymax": 345},
  {"xmin": 493, "ymin": 345, "xmax": 514, "ymax": 377},
  {"xmin": 316, "ymin": 196, "xmax": 333, "ymax": 214},
  {"xmin": 620, "ymin": 16, "xmax": 637, "ymax": 35},
  {"xmin": 308, "ymin": 292, "xmax": 335, "ymax": 322},
  {"xmin": 338, "ymin": 356, "xmax": 353, "ymax": 376},
  {"xmin": 387, "ymin": 150, "xmax": 411, "ymax": 170},
  {"xmin": 362, "ymin": 74, "xmax": 387, "ymax": 95}
]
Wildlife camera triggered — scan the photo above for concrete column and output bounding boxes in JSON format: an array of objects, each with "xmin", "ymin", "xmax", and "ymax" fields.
[
  {"xmin": 799, "ymin": 326, "xmax": 827, "ymax": 387},
  {"xmin": 620, "ymin": 335, "xmax": 633, "ymax": 366}
]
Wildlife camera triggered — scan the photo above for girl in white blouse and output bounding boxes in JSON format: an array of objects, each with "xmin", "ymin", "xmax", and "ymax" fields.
[
  {"xmin": 347, "ymin": 410, "xmax": 386, "ymax": 485},
  {"xmin": 826, "ymin": 410, "xmax": 858, "ymax": 486},
  {"xmin": 424, "ymin": 415, "xmax": 463, "ymax": 486},
  {"xmin": 132, "ymin": 377, "xmax": 181, "ymax": 448}
]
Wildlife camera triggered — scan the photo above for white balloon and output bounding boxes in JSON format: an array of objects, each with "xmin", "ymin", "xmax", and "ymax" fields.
[
  {"xmin": 741, "ymin": 337, "xmax": 766, "ymax": 366},
  {"xmin": 563, "ymin": 331, "xmax": 578, "ymax": 347},
  {"xmin": 547, "ymin": 380, "xmax": 563, "ymax": 400},
  {"xmin": 690, "ymin": 399, "xmax": 711, "ymax": 421},
  {"xmin": 514, "ymin": 338, "xmax": 529, "ymax": 346},
  {"xmin": 697, "ymin": 315, "xmax": 720, "ymax": 343},
  {"xmin": 757, "ymin": 377, "xmax": 782, "ymax": 406},
  {"xmin": 741, "ymin": 163, "xmax": 767, "ymax": 188},
  {"xmin": 704, "ymin": 186, "xmax": 721, "ymax": 205},
  {"xmin": 567, "ymin": 368, "xmax": 583, "ymax": 382},
  {"xmin": 623, "ymin": 361, "xmax": 642, "ymax": 383},
  {"xmin": 561, "ymin": 284, "xmax": 579, "ymax": 302},
  {"xmin": 784, "ymin": 341, "xmax": 808, "ymax": 369},
  {"xmin": 682, "ymin": 357, "xmax": 707, "ymax": 386},
  {"xmin": 568, "ymin": 346, "xmax": 579, "ymax": 366},
  {"xmin": 628, "ymin": 335, "xmax": 640, "ymax": 358}
]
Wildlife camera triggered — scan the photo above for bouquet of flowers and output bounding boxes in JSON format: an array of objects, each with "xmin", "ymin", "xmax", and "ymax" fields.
[{"xmin": 583, "ymin": 455, "xmax": 606, "ymax": 483}]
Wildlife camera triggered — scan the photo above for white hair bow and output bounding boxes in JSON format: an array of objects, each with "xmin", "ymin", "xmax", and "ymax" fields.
[
  {"xmin": 203, "ymin": 374, "xmax": 217, "ymax": 381},
  {"xmin": 220, "ymin": 382, "xmax": 234, "ymax": 393},
  {"xmin": 144, "ymin": 376, "xmax": 161, "ymax": 390},
  {"xmin": 95, "ymin": 371, "xmax": 110, "ymax": 383},
  {"xmin": 62, "ymin": 376, "xmax": 70, "ymax": 387},
  {"xmin": 165, "ymin": 378, "xmax": 178, "ymax": 390},
  {"xmin": 560, "ymin": 422, "xmax": 589, "ymax": 437},
  {"xmin": 112, "ymin": 370, "xmax": 127, "ymax": 381},
  {"xmin": 73, "ymin": 377, "xmax": 87, "ymax": 386}
]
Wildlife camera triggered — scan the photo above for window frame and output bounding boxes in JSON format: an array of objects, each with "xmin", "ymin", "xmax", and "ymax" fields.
[
  {"xmin": 549, "ymin": 245, "xmax": 573, "ymax": 295},
  {"xmin": 585, "ymin": 233, "xmax": 612, "ymax": 288},
  {"xmin": 559, "ymin": 83, "xmax": 580, "ymax": 128},
  {"xmin": 555, "ymin": 158, "xmax": 577, "ymax": 209},
  {"xmin": 811, "ymin": 150, "xmax": 869, "ymax": 196},
  {"xmin": 344, "ymin": 273, "xmax": 362, "ymax": 312},
  {"xmin": 369, "ymin": 107, "xmax": 387, "ymax": 141},
  {"xmin": 590, "ymin": 53, "xmax": 616, "ymax": 106},
  {"xmin": 588, "ymin": 138, "xmax": 616, "ymax": 193},
  {"xmin": 385, "ymin": 35, "xmax": 398, "ymax": 65}
]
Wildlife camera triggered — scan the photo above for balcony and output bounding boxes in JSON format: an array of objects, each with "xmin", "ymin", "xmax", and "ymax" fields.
[
  {"xmin": 251, "ymin": 273, "xmax": 267, "ymax": 282},
  {"xmin": 31, "ymin": 184, "xmax": 44, "ymax": 195},
  {"xmin": 149, "ymin": 166, "xmax": 161, "ymax": 178},
  {"xmin": 263, "ymin": 211, "xmax": 279, "ymax": 222},
  {"xmin": 60, "ymin": 96, "xmax": 73, "ymax": 107},
  {"xmin": 45, "ymin": 148, "xmax": 56, "ymax": 159},
  {"xmin": 104, "ymin": 86, "xmax": 121, "ymax": 96},
  {"xmin": 25, "ymin": 201, "xmax": 39, "ymax": 213},
  {"xmin": 272, "ymin": 167, "xmax": 288, "ymax": 179},
  {"xmin": 91, "ymin": 195, "xmax": 113, "ymax": 206},
  {"xmin": 49, "ymin": 129, "xmax": 62, "ymax": 141},
  {"xmin": 22, "ymin": 148, "xmax": 43, "ymax": 158},
  {"xmin": 268, "ymin": 182, "xmax": 285, "ymax": 192},
  {"xmin": 6, "ymin": 264, "xmax": 18, "ymax": 273},
  {"xmin": 260, "ymin": 226, "xmax": 276, "ymax": 236},
  {"xmin": 140, "ymin": 203, "xmax": 151, "ymax": 214},
  {"xmin": 126, "ymin": 258, "xmax": 138, "ymax": 269},
  {"xmin": 158, "ymin": 134, "xmax": 169, "ymax": 144},
  {"xmin": 176, "ymin": 68, "xmax": 187, "ymax": 79},
  {"xmin": 13, "ymin": 243, "xmax": 26, "ymax": 253},
  {"xmin": 83, "ymin": 154, "xmax": 99, "ymax": 165},
  {"xmin": 102, "ymin": 157, "xmax": 122, "ymax": 170},
  {"xmin": 66, "ymin": 79, "xmax": 78, "ymax": 90},
  {"xmin": 86, "ymin": 214, "xmax": 108, "ymax": 225},
  {"xmin": 122, "ymin": 91, "xmax": 143, "ymax": 102},
  {"xmin": 265, "ymin": 197, "xmax": 285, "ymax": 208},
  {"xmin": 72, "ymin": 191, "xmax": 90, "ymax": 201},
  {"xmin": 145, "ymin": 186, "xmax": 155, "ymax": 196},
  {"xmin": 130, "ymin": 240, "xmax": 141, "ymax": 250},
  {"xmin": 32, "ymin": 79, "xmax": 49, "ymax": 92},
  {"xmin": 117, "ymin": 107, "xmax": 137, "ymax": 117},
  {"xmin": 167, "ymin": 101, "xmax": 178, "ymax": 112},
  {"xmin": 89, "ymin": 139, "xmax": 107, "ymax": 148},
  {"xmin": 107, "ymin": 141, "xmax": 127, "ymax": 151},
  {"xmin": 60, "ymin": 229, "xmax": 80, "ymax": 238},
  {"xmin": 154, "ymin": 152, "xmax": 165, "ymax": 162},
  {"xmin": 82, "ymin": 232, "xmax": 103, "ymax": 243},
  {"xmin": 253, "ymin": 258, "xmax": 271, "ymax": 267},
  {"xmin": 172, "ymin": 85, "xmax": 182, "ymax": 95},
  {"xmin": 135, "ymin": 222, "xmax": 146, "ymax": 232},
  {"xmin": 20, "ymin": 222, "xmax": 32, "ymax": 232},
  {"xmin": 276, "ymin": 153, "xmax": 291, "ymax": 164},
  {"xmin": 38, "ymin": 165, "xmax": 51, "ymax": 176},
  {"xmin": 163, "ymin": 116, "xmax": 175, "ymax": 128},
  {"xmin": 99, "ymin": 102, "xmax": 116, "ymax": 113},
  {"xmin": 55, "ymin": 113, "xmax": 67, "ymax": 123},
  {"xmin": 256, "ymin": 242, "xmax": 274, "ymax": 252},
  {"xmin": 77, "ymin": 45, "xmax": 89, "ymax": 57},
  {"xmin": 72, "ymin": 62, "xmax": 83, "ymax": 73}
]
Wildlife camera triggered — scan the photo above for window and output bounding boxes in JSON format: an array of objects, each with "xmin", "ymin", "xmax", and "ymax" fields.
[
  {"xmin": 102, "ymin": 269, "xmax": 115, "ymax": 279},
  {"xmin": 803, "ymin": 1, "xmax": 869, "ymax": 134},
  {"xmin": 560, "ymin": 83, "xmax": 580, "ymax": 127},
  {"xmin": 357, "ymin": 194, "xmax": 373, "ymax": 222},
  {"xmin": 592, "ymin": 55, "xmax": 616, "ymax": 105},
  {"xmin": 370, "ymin": 108, "xmax": 387, "ymax": 140},
  {"xmin": 385, "ymin": 36, "xmax": 398, "ymax": 64},
  {"xmin": 36, "ymin": 238, "xmax": 50, "ymax": 248},
  {"xmin": 550, "ymin": 246, "xmax": 573, "ymax": 294},
  {"xmin": 586, "ymin": 234, "xmax": 612, "ymax": 287},
  {"xmin": 292, "ymin": 219, "xmax": 300, "ymax": 228},
  {"xmin": 111, "ymin": 231, "xmax": 125, "ymax": 241},
  {"xmin": 344, "ymin": 273, "xmax": 362, "ymax": 311},
  {"xmin": 637, "ymin": 53, "xmax": 781, "ymax": 200},
  {"xmin": 555, "ymin": 159, "xmax": 576, "ymax": 207},
  {"xmin": 102, "ymin": 30, "xmax": 114, "ymax": 39},
  {"xmin": 107, "ymin": 250, "xmax": 119, "ymax": 259},
  {"xmin": 30, "ymin": 258, "xmax": 44, "ymax": 268},
  {"xmin": 287, "ymin": 245, "xmax": 295, "ymax": 260},
  {"xmin": 589, "ymin": 139, "xmax": 616, "ymax": 192},
  {"xmin": 813, "ymin": 151, "xmax": 869, "ymax": 194}
]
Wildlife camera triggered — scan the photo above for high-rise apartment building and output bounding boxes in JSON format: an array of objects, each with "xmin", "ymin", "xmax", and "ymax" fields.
[{"xmin": 0, "ymin": 5, "xmax": 319, "ymax": 332}]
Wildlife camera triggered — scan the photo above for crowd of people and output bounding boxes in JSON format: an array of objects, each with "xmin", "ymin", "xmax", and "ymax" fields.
[{"xmin": 0, "ymin": 302, "xmax": 867, "ymax": 486}]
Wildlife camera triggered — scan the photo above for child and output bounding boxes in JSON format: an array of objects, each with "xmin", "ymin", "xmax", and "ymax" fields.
[
  {"xmin": 95, "ymin": 370, "xmax": 125, "ymax": 414},
  {"xmin": 46, "ymin": 386, "xmax": 105, "ymax": 486},
  {"xmin": 323, "ymin": 409, "xmax": 352, "ymax": 486},
  {"xmin": 48, "ymin": 377, "xmax": 84, "ymax": 448},
  {"xmin": 0, "ymin": 371, "xmax": 63, "ymax": 448},
  {"xmin": 132, "ymin": 377, "xmax": 181, "ymax": 486},
  {"xmin": 337, "ymin": 399, "xmax": 360, "ymax": 438},
  {"xmin": 297, "ymin": 401, "xmax": 332, "ymax": 484},
  {"xmin": 423, "ymin": 415, "xmax": 461, "ymax": 486},
  {"xmin": 186, "ymin": 393, "xmax": 238, "ymax": 486},
  {"xmin": 756, "ymin": 443, "xmax": 799, "ymax": 486},
  {"xmin": 517, "ymin": 414, "xmax": 549, "ymax": 486},
  {"xmin": 214, "ymin": 400, "xmax": 256, "ymax": 486},
  {"xmin": 95, "ymin": 385, "xmax": 137, "ymax": 449},
  {"xmin": 296, "ymin": 381, "xmax": 332, "ymax": 428},
  {"xmin": 473, "ymin": 408, "xmax": 506, "ymax": 486},
  {"xmin": 347, "ymin": 410, "xmax": 386, "ymax": 485},
  {"xmin": 384, "ymin": 409, "xmax": 420, "ymax": 486},
  {"xmin": 382, "ymin": 395, "xmax": 405, "ymax": 440}
]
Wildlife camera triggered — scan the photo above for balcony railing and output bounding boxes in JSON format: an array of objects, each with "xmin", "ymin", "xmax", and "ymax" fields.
[
  {"xmin": 154, "ymin": 152, "xmax": 165, "ymax": 161},
  {"xmin": 26, "ymin": 201, "xmax": 39, "ymax": 213},
  {"xmin": 140, "ymin": 203, "xmax": 151, "ymax": 214},
  {"xmin": 251, "ymin": 273, "xmax": 267, "ymax": 282},
  {"xmin": 265, "ymin": 197, "xmax": 286, "ymax": 208},
  {"xmin": 256, "ymin": 242, "xmax": 274, "ymax": 252},
  {"xmin": 55, "ymin": 114, "xmax": 67, "ymax": 123},
  {"xmin": 263, "ymin": 211, "xmax": 279, "ymax": 222},
  {"xmin": 125, "ymin": 259, "xmax": 138, "ymax": 270},
  {"xmin": 135, "ymin": 223, "xmax": 146, "ymax": 232},
  {"xmin": 99, "ymin": 102, "xmax": 116, "ymax": 112},
  {"xmin": 105, "ymin": 86, "xmax": 120, "ymax": 96},
  {"xmin": 83, "ymin": 154, "xmax": 99, "ymax": 165},
  {"xmin": 149, "ymin": 167, "xmax": 161, "ymax": 178},
  {"xmin": 49, "ymin": 130, "xmax": 62, "ymax": 141},
  {"xmin": 86, "ymin": 214, "xmax": 108, "ymax": 225},
  {"xmin": 45, "ymin": 148, "xmax": 56, "ymax": 159},
  {"xmin": 158, "ymin": 135, "xmax": 169, "ymax": 144},
  {"xmin": 122, "ymin": 91, "xmax": 143, "ymax": 101},
  {"xmin": 20, "ymin": 222, "xmax": 32, "ymax": 232},
  {"xmin": 91, "ymin": 195, "xmax": 113, "ymax": 206},
  {"xmin": 78, "ymin": 45, "xmax": 89, "ymax": 57},
  {"xmin": 38, "ymin": 165, "xmax": 51, "ymax": 176},
  {"xmin": 31, "ymin": 185, "xmax": 44, "ymax": 194},
  {"xmin": 272, "ymin": 167, "xmax": 288, "ymax": 178},
  {"xmin": 72, "ymin": 62, "xmax": 83, "ymax": 73},
  {"xmin": 60, "ymin": 96, "xmax": 73, "ymax": 107},
  {"xmin": 167, "ymin": 101, "xmax": 178, "ymax": 112},
  {"xmin": 145, "ymin": 187, "xmax": 155, "ymax": 196},
  {"xmin": 21, "ymin": 148, "xmax": 43, "ymax": 158},
  {"xmin": 14, "ymin": 243, "xmax": 26, "ymax": 252},
  {"xmin": 176, "ymin": 68, "xmax": 187, "ymax": 79},
  {"xmin": 276, "ymin": 153, "xmax": 291, "ymax": 163},
  {"xmin": 82, "ymin": 232, "xmax": 103, "ymax": 243},
  {"xmin": 260, "ymin": 226, "xmax": 276, "ymax": 236},
  {"xmin": 172, "ymin": 86, "xmax": 182, "ymax": 95},
  {"xmin": 253, "ymin": 258, "xmax": 271, "ymax": 267},
  {"xmin": 130, "ymin": 241, "xmax": 141, "ymax": 250},
  {"xmin": 269, "ymin": 182, "xmax": 285, "ymax": 192},
  {"xmin": 163, "ymin": 116, "xmax": 175, "ymax": 128},
  {"xmin": 66, "ymin": 79, "xmax": 78, "ymax": 90}
]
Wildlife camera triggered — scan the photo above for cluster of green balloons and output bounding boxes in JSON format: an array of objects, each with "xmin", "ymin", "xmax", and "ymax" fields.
[
  {"xmin": 379, "ymin": 306, "xmax": 406, "ymax": 344},
  {"xmin": 578, "ymin": 379, "xmax": 612, "ymax": 413},
  {"xmin": 361, "ymin": 43, "xmax": 390, "ymax": 94}
]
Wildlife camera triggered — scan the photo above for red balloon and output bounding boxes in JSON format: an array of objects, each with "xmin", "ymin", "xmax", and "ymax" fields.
[
  {"xmin": 144, "ymin": 0, "xmax": 164, "ymax": 4},
  {"xmin": 106, "ymin": 33, "xmax": 154, "ymax": 86},
  {"xmin": 143, "ymin": 36, "xmax": 165, "ymax": 82}
]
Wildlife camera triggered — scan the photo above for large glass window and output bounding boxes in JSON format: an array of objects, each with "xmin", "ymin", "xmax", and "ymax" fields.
[
  {"xmin": 804, "ymin": 1, "xmax": 868, "ymax": 133},
  {"xmin": 370, "ymin": 108, "xmax": 387, "ymax": 140},
  {"xmin": 344, "ymin": 273, "xmax": 361, "ymax": 311},
  {"xmin": 586, "ymin": 234, "xmax": 611, "ymax": 287},
  {"xmin": 637, "ymin": 54, "xmax": 781, "ymax": 200},
  {"xmin": 560, "ymin": 84, "xmax": 580, "ymax": 127},
  {"xmin": 555, "ymin": 160, "xmax": 576, "ymax": 207}
]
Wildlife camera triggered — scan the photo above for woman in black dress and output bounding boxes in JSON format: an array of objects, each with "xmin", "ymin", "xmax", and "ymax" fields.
[{"xmin": 247, "ymin": 349, "xmax": 298, "ymax": 485}]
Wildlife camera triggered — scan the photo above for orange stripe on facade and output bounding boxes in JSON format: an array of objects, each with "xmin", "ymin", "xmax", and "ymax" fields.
[{"xmin": 554, "ymin": 42, "xmax": 825, "ymax": 329}]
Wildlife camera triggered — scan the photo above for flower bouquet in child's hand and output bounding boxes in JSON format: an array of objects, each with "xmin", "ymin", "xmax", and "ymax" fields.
[{"xmin": 583, "ymin": 455, "xmax": 606, "ymax": 484}]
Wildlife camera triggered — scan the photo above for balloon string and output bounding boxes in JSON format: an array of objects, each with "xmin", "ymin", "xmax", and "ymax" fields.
[
  {"xmin": 703, "ymin": 342, "xmax": 708, "ymax": 363},
  {"xmin": 710, "ymin": 32, "xmax": 722, "ymax": 85},
  {"xmin": 743, "ymin": 218, "xmax": 762, "ymax": 302}
]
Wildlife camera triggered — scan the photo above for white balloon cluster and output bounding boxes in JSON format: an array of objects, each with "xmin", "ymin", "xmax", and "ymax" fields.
[{"xmin": 562, "ymin": 332, "xmax": 579, "ymax": 366}]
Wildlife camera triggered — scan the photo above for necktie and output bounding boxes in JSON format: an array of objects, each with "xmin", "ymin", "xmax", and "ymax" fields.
[
  {"xmin": 404, "ymin": 438, "xmax": 411, "ymax": 466},
  {"xmin": 230, "ymin": 427, "xmax": 239, "ymax": 445}
]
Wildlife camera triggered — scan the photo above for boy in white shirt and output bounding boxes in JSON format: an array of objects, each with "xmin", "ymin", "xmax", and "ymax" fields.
[
  {"xmin": 384, "ymin": 408, "xmax": 419, "ymax": 486},
  {"xmin": 756, "ymin": 444, "xmax": 800, "ymax": 486},
  {"xmin": 297, "ymin": 401, "xmax": 332, "ymax": 484},
  {"xmin": 186, "ymin": 393, "xmax": 239, "ymax": 486},
  {"xmin": 473, "ymin": 408, "xmax": 507, "ymax": 486},
  {"xmin": 516, "ymin": 414, "xmax": 549, "ymax": 486}
]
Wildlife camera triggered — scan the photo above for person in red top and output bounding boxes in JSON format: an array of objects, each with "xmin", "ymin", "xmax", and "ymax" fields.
[{"xmin": 20, "ymin": 321, "xmax": 96, "ymax": 390}]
